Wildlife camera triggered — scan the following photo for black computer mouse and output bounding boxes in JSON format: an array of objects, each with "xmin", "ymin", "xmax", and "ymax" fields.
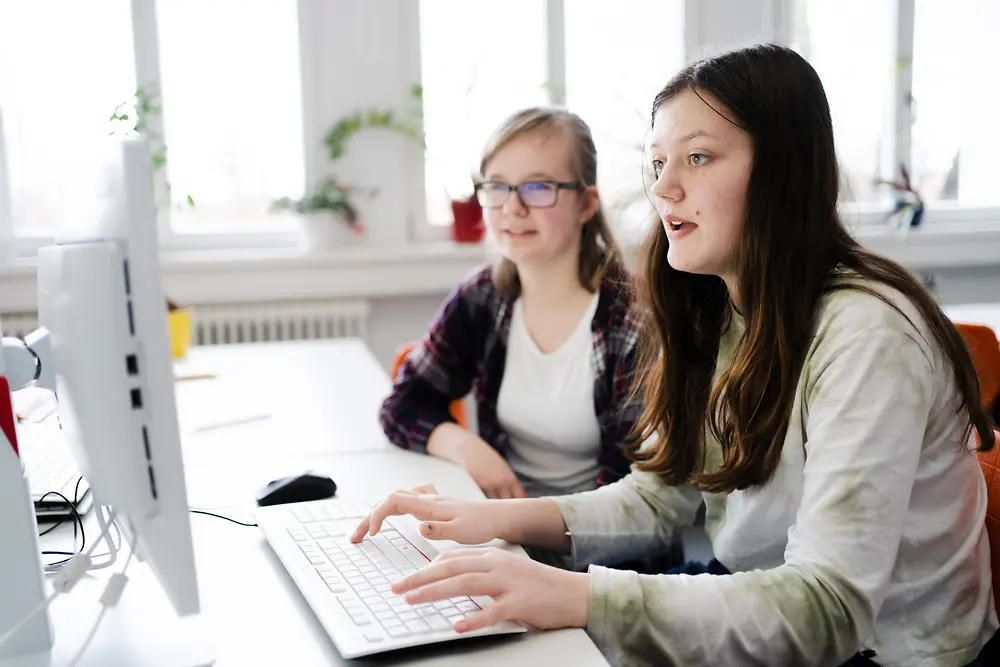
[{"xmin": 255, "ymin": 472, "xmax": 337, "ymax": 507}]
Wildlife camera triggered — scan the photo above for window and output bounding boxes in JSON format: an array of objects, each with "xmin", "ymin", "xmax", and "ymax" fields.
[
  {"xmin": 911, "ymin": 0, "xmax": 1000, "ymax": 207},
  {"xmin": 794, "ymin": 0, "xmax": 896, "ymax": 206},
  {"xmin": 418, "ymin": 0, "xmax": 550, "ymax": 227},
  {"xmin": 155, "ymin": 0, "xmax": 305, "ymax": 233},
  {"xmin": 0, "ymin": 1, "xmax": 136, "ymax": 236},
  {"xmin": 418, "ymin": 0, "xmax": 684, "ymax": 235},
  {"xmin": 564, "ymin": 0, "xmax": 684, "ymax": 235},
  {"xmin": 797, "ymin": 0, "xmax": 1000, "ymax": 220}
]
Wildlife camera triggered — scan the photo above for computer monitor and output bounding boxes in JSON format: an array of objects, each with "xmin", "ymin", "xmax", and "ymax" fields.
[{"xmin": 34, "ymin": 135, "xmax": 200, "ymax": 618}]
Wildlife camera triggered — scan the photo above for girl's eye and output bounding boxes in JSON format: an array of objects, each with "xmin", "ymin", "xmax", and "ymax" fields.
[
  {"xmin": 651, "ymin": 159, "xmax": 664, "ymax": 177},
  {"xmin": 690, "ymin": 154, "xmax": 711, "ymax": 166}
]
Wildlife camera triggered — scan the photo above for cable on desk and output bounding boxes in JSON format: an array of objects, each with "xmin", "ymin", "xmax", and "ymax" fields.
[
  {"xmin": 37, "ymin": 486, "xmax": 85, "ymax": 557},
  {"xmin": 189, "ymin": 509, "xmax": 258, "ymax": 527},
  {"xmin": 37, "ymin": 476, "xmax": 86, "ymax": 545},
  {"xmin": 45, "ymin": 504, "xmax": 122, "ymax": 573},
  {"xmin": 66, "ymin": 523, "xmax": 136, "ymax": 667}
]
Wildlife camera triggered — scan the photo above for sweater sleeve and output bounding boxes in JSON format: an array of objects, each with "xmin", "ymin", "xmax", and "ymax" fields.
[
  {"xmin": 378, "ymin": 271, "xmax": 488, "ymax": 453},
  {"xmin": 549, "ymin": 468, "xmax": 702, "ymax": 569},
  {"xmin": 581, "ymin": 329, "xmax": 935, "ymax": 667}
]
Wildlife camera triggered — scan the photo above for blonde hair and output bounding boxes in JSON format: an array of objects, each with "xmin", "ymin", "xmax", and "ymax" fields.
[{"xmin": 479, "ymin": 107, "xmax": 625, "ymax": 298}]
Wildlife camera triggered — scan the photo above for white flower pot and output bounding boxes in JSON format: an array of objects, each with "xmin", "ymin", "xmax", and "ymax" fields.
[{"xmin": 298, "ymin": 213, "xmax": 362, "ymax": 251}]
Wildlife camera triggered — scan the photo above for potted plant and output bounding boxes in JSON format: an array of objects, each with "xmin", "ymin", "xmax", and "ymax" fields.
[
  {"xmin": 272, "ymin": 177, "xmax": 375, "ymax": 250},
  {"xmin": 276, "ymin": 86, "xmax": 424, "ymax": 250},
  {"xmin": 449, "ymin": 179, "xmax": 484, "ymax": 244}
]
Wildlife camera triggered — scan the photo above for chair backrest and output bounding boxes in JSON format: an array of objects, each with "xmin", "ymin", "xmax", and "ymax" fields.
[
  {"xmin": 390, "ymin": 342, "xmax": 467, "ymax": 429},
  {"xmin": 979, "ymin": 432, "xmax": 1000, "ymax": 620},
  {"xmin": 955, "ymin": 323, "xmax": 1000, "ymax": 410}
]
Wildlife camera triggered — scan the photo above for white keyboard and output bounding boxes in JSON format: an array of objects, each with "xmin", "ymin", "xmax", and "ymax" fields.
[
  {"xmin": 19, "ymin": 418, "xmax": 91, "ymax": 517},
  {"xmin": 254, "ymin": 498, "xmax": 526, "ymax": 659}
]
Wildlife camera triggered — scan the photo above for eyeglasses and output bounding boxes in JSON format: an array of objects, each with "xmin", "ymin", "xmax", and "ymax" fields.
[{"xmin": 474, "ymin": 180, "xmax": 581, "ymax": 209}]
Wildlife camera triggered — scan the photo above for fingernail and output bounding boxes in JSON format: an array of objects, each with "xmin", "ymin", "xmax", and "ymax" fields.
[{"xmin": 453, "ymin": 621, "xmax": 467, "ymax": 633}]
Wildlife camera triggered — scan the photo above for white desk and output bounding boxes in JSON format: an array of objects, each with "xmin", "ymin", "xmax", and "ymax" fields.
[
  {"xmin": 12, "ymin": 340, "xmax": 608, "ymax": 667},
  {"xmin": 173, "ymin": 339, "xmax": 394, "ymax": 457}
]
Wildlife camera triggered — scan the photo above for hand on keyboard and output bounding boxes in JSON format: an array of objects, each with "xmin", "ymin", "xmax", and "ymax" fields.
[
  {"xmin": 390, "ymin": 547, "xmax": 591, "ymax": 634},
  {"xmin": 350, "ymin": 486, "xmax": 504, "ymax": 546}
]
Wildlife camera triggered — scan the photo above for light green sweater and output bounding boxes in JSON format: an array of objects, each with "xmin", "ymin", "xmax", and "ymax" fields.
[{"xmin": 551, "ymin": 281, "xmax": 997, "ymax": 666}]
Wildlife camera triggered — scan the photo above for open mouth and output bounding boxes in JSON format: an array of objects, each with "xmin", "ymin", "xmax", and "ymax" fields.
[{"xmin": 664, "ymin": 215, "xmax": 696, "ymax": 233}]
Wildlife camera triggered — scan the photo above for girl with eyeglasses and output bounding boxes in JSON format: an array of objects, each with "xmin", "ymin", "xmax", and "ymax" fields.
[
  {"xmin": 380, "ymin": 108, "xmax": 643, "ymax": 504},
  {"xmin": 358, "ymin": 45, "xmax": 998, "ymax": 666}
]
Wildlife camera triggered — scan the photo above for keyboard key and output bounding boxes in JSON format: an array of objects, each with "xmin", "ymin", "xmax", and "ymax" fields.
[
  {"xmin": 363, "ymin": 632, "xmax": 384, "ymax": 643},
  {"xmin": 405, "ymin": 619, "xmax": 432, "ymax": 634},
  {"xmin": 427, "ymin": 615, "xmax": 452, "ymax": 631},
  {"xmin": 351, "ymin": 614, "xmax": 372, "ymax": 626},
  {"xmin": 374, "ymin": 610, "xmax": 396, "ymax": 621},
  {"xmin": 287, "ymin": 527, "xmax": 308, "ymax": 542},
  {"xmin": 399, "ymin": 610, "xmax": 419, "ymax": 621},
  {"xmin": 456, "ymin": 601, "xmax": 480, "ymax": 612},
  {"xmin": 323, "ymin": 579, "xmax": 347, "ymax": 594},
  {"xmin": 387, "ymin": 626, "xmax": 411, "ymax": 638}
]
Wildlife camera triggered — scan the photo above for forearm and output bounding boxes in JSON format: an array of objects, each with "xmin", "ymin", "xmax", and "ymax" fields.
[
  {"xmin": 496, "ymin": 498, "xmax": 572, "ymax": 553},
  {"xmin": 426, "ymin": 422, "xmax": 472, "ymax": 462}
]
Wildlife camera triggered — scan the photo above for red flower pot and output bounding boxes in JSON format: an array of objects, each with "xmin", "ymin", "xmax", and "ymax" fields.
[{"xmin": 450, "ymin": 198, "xmax": 484, "ymax": 244}]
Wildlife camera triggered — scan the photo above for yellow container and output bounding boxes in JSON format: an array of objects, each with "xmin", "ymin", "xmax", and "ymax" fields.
[{"xmin": 168, "ymin": 308, "xmax": 192, "ymax": 359}]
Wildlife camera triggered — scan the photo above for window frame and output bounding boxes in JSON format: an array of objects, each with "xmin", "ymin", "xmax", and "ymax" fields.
[{"xmin": 1, "ymin": 0, "xmax": 998, "ymax": 258}]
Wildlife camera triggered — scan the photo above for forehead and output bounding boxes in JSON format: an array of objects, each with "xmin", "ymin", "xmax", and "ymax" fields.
[
  {"xmin": 484, "ymin": 128, "xmax": 576, "ymax": 176},
  {"xmin": 650, "ymin": 89, "xmax": 744, "ymax": 145}
]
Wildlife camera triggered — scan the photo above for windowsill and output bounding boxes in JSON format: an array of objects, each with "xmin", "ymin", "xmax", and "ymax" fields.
[
  {"xmin": 0, "ymin": 241, "xmax": 489, "ymax": 310},
  {"xmin": 854, "ymin": 222, "xmax": 1000, "ymax": 270},
  {"xmin": 1, "ymin": 223, "xmax": 999, "ymax": 313}
]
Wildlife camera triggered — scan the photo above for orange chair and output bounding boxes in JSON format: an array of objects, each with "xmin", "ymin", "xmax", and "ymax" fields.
[
  {"xmin": 977, "ymin": 430, "xmax": 1000, "ymax": 620},
  {"xmin": 955, "ymin": 323, "xmax": 1000, "ymax": 410},
  {"xmin": 390, "ymin": 342, "xmax": 467, "ymax": 429},
  {"xmin": 956, "ymin": 324, "xmax": 1000, "ymax": 616}
]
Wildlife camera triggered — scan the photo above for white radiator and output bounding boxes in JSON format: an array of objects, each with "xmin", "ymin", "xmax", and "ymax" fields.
[
  {"xmin": 0, "ymin": 299, "xmax": 371, "ymax": 346},
  {"xmin": 191, "ymin": 299, "xmax": 370, "ymax": 345}
]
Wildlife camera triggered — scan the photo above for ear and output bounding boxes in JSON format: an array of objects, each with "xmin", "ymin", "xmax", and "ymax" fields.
[{"xmin": 578, "ymin": 185, "xmax": 600, "ymax": 227}]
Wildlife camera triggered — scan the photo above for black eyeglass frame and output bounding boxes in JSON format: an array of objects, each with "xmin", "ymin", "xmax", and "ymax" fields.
[{"xmin": 473, "ymin": 180, "xmax": 582, "ymax": 209}]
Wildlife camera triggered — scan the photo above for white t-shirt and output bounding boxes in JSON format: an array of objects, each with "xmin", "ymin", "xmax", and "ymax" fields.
[{"xmin": 497, "ymin": 292, "xmax": 601, "ymax": 497}]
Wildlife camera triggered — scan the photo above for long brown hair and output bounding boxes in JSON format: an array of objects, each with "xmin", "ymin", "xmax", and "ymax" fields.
[
  {"xmin": 478, "ymin": 107, "xmax": 625, "ymax": 297},
  {"xmin": 627, "ymin": 44, "xmax": 994, "ymax": 493}
]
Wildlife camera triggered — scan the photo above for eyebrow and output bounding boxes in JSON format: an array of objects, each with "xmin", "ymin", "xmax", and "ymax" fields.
[
  {"xmin": 484, "ymin": 171, "xmax": 562, "ymax": 182},
  {"xmin": 650, "ymin": 129, "xmax": 720, "ymax": 150}
]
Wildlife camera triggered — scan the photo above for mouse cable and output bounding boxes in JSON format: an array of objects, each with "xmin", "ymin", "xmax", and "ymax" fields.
[{"xmin": 189, "ymin": 509, "xmax": 257, "ymax": 527}]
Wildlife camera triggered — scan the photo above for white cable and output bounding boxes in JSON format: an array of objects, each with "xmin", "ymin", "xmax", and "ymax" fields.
[
  {"xmin": 44, "ymin": 507, "xmax": 121, "ymax": 574},
  {"xmin": 92, "ymin": 504, "xmax": 119, "ymax": 570},
  {"xmin": 0, "ymin": 509, "xmax": 119, "ymax": 652},
  {"xmin": 65, "ymin": 528, "xmax": 136, "ymax": 667}
]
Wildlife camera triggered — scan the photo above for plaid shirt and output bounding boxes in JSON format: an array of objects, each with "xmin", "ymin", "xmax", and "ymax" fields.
[{"xmin": 379, "ymin": 264, "xmax": 643, "ymax": 488}]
